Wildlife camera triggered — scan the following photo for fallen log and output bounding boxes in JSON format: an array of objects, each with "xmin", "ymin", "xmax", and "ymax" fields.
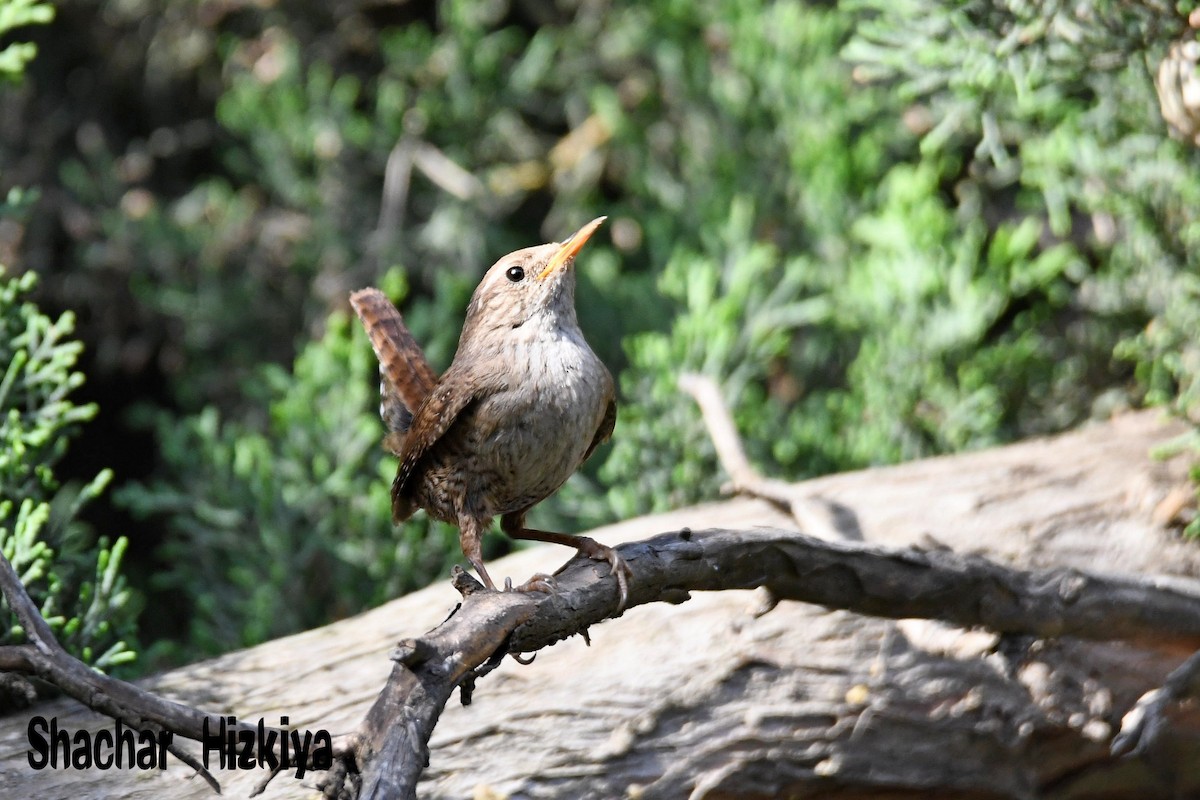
[{"xmin": 1, "ymin": 410, "xmax": 1198, "ymax": 798}]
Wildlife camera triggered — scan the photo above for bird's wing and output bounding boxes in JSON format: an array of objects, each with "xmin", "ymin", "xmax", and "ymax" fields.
[
  {"xmin": 582, "ymin": 397, "xmax": 617, "ymax": 464},
  {"xmin": 391, "ymin": 374, "xmax": 479, "ymax": 518}
]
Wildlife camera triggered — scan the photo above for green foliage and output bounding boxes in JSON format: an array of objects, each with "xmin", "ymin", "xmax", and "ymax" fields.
[
  {"xmin": 13, "ymin": 0, "xmax": 1200, "ymax": 657},
  {"xmin": 0, "ymin": 0, "xmax": 54, "ymax": 81},
  {"xmin": 832, "ymin": 161, "xmax": 1102, "ymax": 456},
  {"xmin": 119, "ymin": 296, "xmax": 461, "ymax": 656},
  {"xmin": 604, "ymin": 199, "xmax": 832, "ymax": 515},
  {"xmin": 845, "ymin": 0, "xmax": 1200, "ymax": 529},
  {"xmin": 602, "ymin": 1, "xmax": 1136, "ymax": 515},
  {"xmin": 0, "ymin": 0, "xmax": 136, "ymax": 681},
  {"xmin": 0, "ymin": 270, "xmax": 138, "ymax": 673},
  {"xmin": 0, "ymin": 272, "xmax": 92, "ymax": 496}
]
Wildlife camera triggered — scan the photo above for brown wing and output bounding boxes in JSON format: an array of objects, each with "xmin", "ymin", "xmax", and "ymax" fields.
[
  {"xmin": 349, "ymin": 288, "xmax": 438, "ymax": 435},
  {"xmin": 582, "ymin": 397, "xmax": 617, "ymax": 463},
  {"xmin": 390, "ymin": 374, "xmax": 479, "ymax": 521}
]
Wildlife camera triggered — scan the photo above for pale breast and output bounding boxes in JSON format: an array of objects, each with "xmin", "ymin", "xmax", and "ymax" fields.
[
  {"xmin": 475, "ymin": 333, "xmax": 611, "ymax": 512},
  {"xmin": 417, "ymin": 330, "xmax": 612, "ymax": 520}
]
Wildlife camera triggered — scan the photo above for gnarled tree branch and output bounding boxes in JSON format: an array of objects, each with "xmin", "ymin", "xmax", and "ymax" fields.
[
  {"xmin": 341, "ymin": 525, "xmax": 1200, "ymax": 798},
  {"xmin": 0, "ymin": 551, "xmax": 351, "ymax": 794},
  {"xmin": 3, "ymin": 410, "xmax": 1196, "ymax": 798},
  {"xmin": 7, "ymin": 518, "xmax": 1200, "ymax": 798}
]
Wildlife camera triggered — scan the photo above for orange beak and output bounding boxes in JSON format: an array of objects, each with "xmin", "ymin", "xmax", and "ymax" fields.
[{"xmin": 537, "ymin": 216, "xmax": 607, "ymax": 281}]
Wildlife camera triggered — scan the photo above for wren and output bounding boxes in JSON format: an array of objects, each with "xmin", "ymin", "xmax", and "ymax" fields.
[{"xmin": 351, "ymin": 217, "xmax": 630, "ymax": 611}]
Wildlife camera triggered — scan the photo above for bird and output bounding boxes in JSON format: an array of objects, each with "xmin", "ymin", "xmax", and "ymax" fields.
[{"xmin": 350, "ymin": 217, "xmax": 629, "ymax": 611}]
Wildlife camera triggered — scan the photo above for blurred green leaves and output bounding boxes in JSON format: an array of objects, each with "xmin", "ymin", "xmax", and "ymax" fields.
[
  {"xmin": 847, "ymin": 0, "xmax": 1200, "ymax": 448},
  {"xmin": 9, "ymin": 0, "xmax": 1200, "ymax": 662},
  {"xmin": 119, "ymin": 302, "xmax": 460, "ymax": 655},
  {"xmin": 0, "ymin": 271, "xmax": 138, "ymax": 679},
  {"xmin": 0, "ymin": 0, "xmax": 53, "ymax": 81},
  {"xmin": 0, "ymin": 0, "xmax": 138, "ymax": 688}
]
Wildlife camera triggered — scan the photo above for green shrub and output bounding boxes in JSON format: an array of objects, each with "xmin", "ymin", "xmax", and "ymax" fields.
[
  {"xmin": 845, "ymin": 0, "xmax": 1200, "ymax": 528},
  {"xmin": 0, "ymin": 0, "xmax": 53, "ymax": 81},
  {"xmin": 0, "ymin": 270, "xmax": 138, "ymax": 677},
  {"xmin": 14, "ymin": 0, "xmax": 1200, "ymax": 658},
  {"xmin": 601, "ymin": 1, "xmax": 1137, "ymax": 516},
  {"xmin": 0, "ymin": 0, "xmax": 137, "ymax": 683},
  {"xmin": 118, "ymin": 281, "xmax": 463, "ymax": 656}
]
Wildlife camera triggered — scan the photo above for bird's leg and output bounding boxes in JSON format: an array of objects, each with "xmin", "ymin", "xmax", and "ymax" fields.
[
  {"xmin": 501, "ymin": 513, "xmax": 631, "ymax": 613},
  {"xmin": 458, "ymin": 515, "xmax": 555, "ymax": 597},
  {"xmin": 458, "ymin": 517, "xmax": 497, "ymax": 591}
]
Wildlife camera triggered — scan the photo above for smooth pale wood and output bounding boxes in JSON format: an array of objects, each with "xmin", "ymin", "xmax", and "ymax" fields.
[{"xmin": 1, "ymin": 410, "xmax": 1198, "ymax": 798}]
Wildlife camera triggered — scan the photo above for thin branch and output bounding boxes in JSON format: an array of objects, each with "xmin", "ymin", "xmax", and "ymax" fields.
[
  {"xmin": 378, "ymin": 138, "xmax": 416, "ymax": 236},
  {"xmin": 678, "ymin": 373, "xmax": 854, "ymax": 540},
  {"xmin": 412, "ymin": 142, "xmax": 485, "ymax": 201},
  {"xmin": 522, "ymin": 528, "xmax": 1200, "ymax": 651},
  {"xmin": 676, "ymin": 372, "xmax": 758, "ymax": 489},
  {"xmin": 0, "ymin": 551, "xmax": 344, "ymax": 793}
]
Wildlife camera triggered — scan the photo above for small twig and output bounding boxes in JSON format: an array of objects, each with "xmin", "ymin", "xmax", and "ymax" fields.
[
  {"xmin": 677, "ymin": 372, "xmax": 758, "ymax": 488},
  {"xmin": 678, "ymin": 373, "xmax": 850, "ymax": 539},
  {"xmin": 363, "ymin": 137, "xmax": 416, "ymax": 277},
  {"xmin": 379, "ymin": 138, "xmax": 416, "ymax": 236},
  {"xmin": 1112, "ymin": 647, "xmax": 1200, "ymax": 757},
  {"xmin": 0, "ymin": 550, "xmax": 333, "ymax": 793},
  {"xmin": 413, "ymin": 142, "xmax": 485, "ymax": 201},
  {"xmin": 166, "ymin": 741, "xmax": 220, "ymax": 794},
  {"xmin": 250, "ymin": 762, "xmax": 287, "ymax": 797}
]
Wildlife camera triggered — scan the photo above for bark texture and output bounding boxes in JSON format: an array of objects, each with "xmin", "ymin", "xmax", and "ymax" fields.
[{"xmin": 1, "ymin": 410, "xmax": 1199, "ymax": 799}]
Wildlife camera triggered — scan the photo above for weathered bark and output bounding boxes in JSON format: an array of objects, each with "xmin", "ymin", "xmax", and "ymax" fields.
[{"xmin": 1, "ymin": 410, "xmax": 1199, "ymax": 798}]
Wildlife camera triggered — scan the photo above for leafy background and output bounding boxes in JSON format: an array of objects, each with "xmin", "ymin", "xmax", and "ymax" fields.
[{"xmin": 3, "ymin": 0, "xmax": 1200, "ymax": 669}]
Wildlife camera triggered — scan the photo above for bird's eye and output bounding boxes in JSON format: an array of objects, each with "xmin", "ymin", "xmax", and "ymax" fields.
[{"xmin": 505, "ymin": 265, "xmax": 525, "ymax": 282}]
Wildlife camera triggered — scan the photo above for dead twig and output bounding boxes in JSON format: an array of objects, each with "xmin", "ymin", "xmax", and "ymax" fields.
[
  {"xmin": 678, "ymin": 372, "xmax": 853, "ymax": 539},
  {"xmin": 0, "ymin": 551, "xmax": 346, "ymax": 794}
]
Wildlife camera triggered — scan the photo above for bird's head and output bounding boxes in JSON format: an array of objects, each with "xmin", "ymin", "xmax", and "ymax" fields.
[{"xmin": 460, "ymin": 217, "xmax": 606, "ymax": 343}]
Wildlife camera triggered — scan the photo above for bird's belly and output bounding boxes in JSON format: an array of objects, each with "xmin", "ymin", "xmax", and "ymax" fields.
[
  {"xmin": 470, "ymin": 394, "xmax": 597, "ymax": 512},
  {"xmin": 417, "ymin": 383, "xmax": 605, "ymax": 520}
]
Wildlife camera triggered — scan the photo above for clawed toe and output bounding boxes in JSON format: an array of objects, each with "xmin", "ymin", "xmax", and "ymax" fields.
[
  {"xmin": 498, "ymin": 521, "xmax": 632, "ymax": 615},
  {"xmin": 607, "ymin": 552, "xmax": 632, "ymax": 615},
  {"xmin": 572, "ymin": 538, "xmax": 631, "ymax": 614},
  {"xmin": 503, "ymin": 573, "xmax": 559, "ymax": 596}
]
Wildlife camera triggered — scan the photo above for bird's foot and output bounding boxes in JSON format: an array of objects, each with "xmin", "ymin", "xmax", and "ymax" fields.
[
  {"xmin": 570, "ymin": 537, "xmax": 632, "ymax": 614},
  {"xmin": 504, "ymin": 572, "xmax": 558, "ymax": 596}
]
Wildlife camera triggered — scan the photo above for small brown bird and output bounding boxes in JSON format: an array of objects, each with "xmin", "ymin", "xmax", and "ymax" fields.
[{"xmin": 351, "ymin": 218, "xmax": 629, "ymax": 610}]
